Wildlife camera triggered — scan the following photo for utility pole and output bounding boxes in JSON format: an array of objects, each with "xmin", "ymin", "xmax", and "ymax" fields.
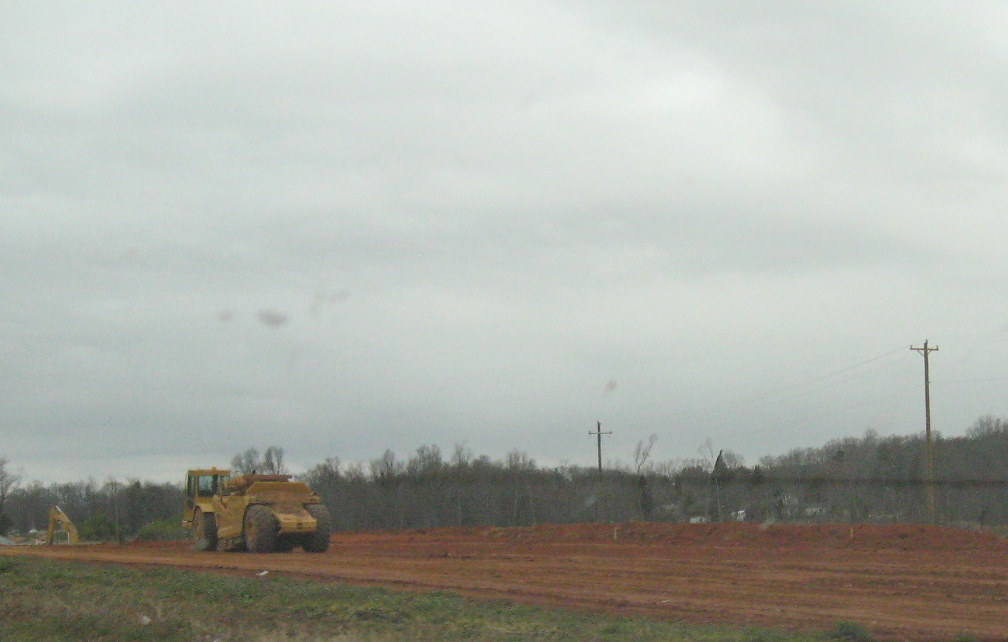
[
  {"xmin": 588, "ymin": 420, "xmax": 612, "ymax": 523},
  {"xmin": 910, "ymin": 340, "xmax": 939, "ymax": 523},
  {"xmin": 589, "ymin": 420, "xmax": 612, "ymax": 480}
]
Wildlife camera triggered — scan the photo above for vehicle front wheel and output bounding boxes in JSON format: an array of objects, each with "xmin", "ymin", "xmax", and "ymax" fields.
[
  {"xmin": 244, "ymin": 505, "xmax": 279, "ymax": 553},
  {"xmin": 194, "ymin": 511, "xmax": 218, "ymax": 552}
]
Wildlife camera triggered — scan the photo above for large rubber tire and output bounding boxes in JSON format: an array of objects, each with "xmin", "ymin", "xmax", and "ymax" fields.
[
  {"xmin": 303, "ymin": 504, "xmax": 332, "ymax": 553},
  {"xmin": 244, "ymin": 505, "xmax": 279, "ymax": 553},
  {"xmin": 194, "ymin": 511, "xmax": 218, "ymax": 552}
]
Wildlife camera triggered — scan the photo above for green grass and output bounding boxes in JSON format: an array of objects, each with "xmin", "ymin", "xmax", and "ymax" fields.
[{"xmin": 0, "ymin": 555, "xmax": 854, "ymax": 641}]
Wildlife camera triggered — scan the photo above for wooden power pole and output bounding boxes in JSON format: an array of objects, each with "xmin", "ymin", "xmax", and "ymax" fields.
[
  {"xmin": 589, "ymin": 420, "xmax": 612, "ymax": 480},
  {"xmin": 910, "ymin": 340, "xmax": 939, "ymax": 523},
  {"xmin": 588, "ymin": 420, "xmax": 613, "ymax": 522}
]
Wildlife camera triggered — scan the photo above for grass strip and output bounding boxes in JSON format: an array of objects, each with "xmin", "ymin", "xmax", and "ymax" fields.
[{"xmin": 0, "ymin": 555, "xmax": 841, "ymax": 641}]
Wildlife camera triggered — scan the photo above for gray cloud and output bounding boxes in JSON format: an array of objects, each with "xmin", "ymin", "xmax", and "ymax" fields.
[{"xmin": 2, "ymin": 1, "xmax": 1007, "ymax": 482}]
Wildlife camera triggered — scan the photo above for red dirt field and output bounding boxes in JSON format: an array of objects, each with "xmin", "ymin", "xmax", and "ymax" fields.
[{"xmin": 5, "ymin": 522, "xmax": 1008, "ymax": 640}]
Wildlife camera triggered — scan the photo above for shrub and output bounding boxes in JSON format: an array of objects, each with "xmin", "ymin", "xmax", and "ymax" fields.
[
  {"xmin": 135, "ymin": 518, "xmax": 188, "ymax": 541},
  {"xmin": 79, "ymin": 514, "xmax": 118, "ymax": 542},
  {"xmin": 829, "ymin": 620, "xmax": 875, "ymax": 641}
]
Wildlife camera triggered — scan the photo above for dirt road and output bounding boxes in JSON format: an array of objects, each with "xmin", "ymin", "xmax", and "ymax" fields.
[{"xmin": 5, "ymin": 522, "xmax": 1007, "ymax": 640}]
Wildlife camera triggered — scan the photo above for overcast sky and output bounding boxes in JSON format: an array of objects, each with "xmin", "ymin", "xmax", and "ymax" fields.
[{"xmin": 3, "ymin": 2, "xmax": 1008, "ymax": 484}]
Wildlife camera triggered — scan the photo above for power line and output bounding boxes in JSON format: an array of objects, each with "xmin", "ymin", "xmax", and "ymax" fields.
[
  {"xmin": 931, "ymin": 326, "xmax": 1008, "ymax": 346},
  {"xmin": 739, "ymin": 355, "xmax": 909, "ymax": 412},
  {"xmin": 793, "ymin": 383, "xmax": 920, "ymax": 424},
  {"xmin": 787, "ymin": 348, "xmax": 907, "ymax": 387},
  {"xmin": 733, "ymin": 348, "xmax": 907, "ymax": 405},
  {"xmin": 667, "ymin": 347, "xmax": 910, "ymax": 426},
  {"xmin": 663, "ymin": 336, "xmax": 999, "ymax": 449},
  {"xmin": 932, "ymin": 376, "xmax": 1008, "ymax": 384}
]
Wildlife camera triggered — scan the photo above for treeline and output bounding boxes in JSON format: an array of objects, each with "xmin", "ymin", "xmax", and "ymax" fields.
[
  {"xmin": 744, "ymin": 415, "xmax": 1008, "ymax": 525},
  {"xmin": 2, "ymin": 477, "xmax": 184, "ymax": 540},
  {"xmin": 300, "ymin": 416, "xmax": 1008, "ymax": 530},
  {"xmin": 300, "ymin": 446, "xmax": 661, "ymax": 530},
  {"xmin": 2, "ymin": 415, "xmax": 1008, "ymax": 539}
]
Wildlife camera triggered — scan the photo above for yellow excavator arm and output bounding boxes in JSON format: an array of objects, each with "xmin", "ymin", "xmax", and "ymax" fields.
[{"xmin": 45, "ymin": 505, "xmax": 80, "ymax": 545}]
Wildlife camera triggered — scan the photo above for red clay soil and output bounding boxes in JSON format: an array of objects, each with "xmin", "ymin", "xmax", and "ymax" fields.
[{"xmin": 5, "ymin": 522, "xmax": 1008, "ymax": 641}]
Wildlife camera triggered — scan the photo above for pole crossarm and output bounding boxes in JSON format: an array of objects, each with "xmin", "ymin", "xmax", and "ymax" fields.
[{"xmin": 909, "ymin": 344, "xmax": 939, "ymax": 356}]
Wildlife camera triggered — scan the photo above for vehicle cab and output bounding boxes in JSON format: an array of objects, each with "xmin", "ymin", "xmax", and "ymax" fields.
[{"xmin": 182, "ymin": 468, "xmax": 231, "ymax": 528}]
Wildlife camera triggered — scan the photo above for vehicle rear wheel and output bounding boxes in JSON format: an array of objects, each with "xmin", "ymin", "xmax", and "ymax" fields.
[
  {"xmin": 194, "ymin": 511, "xmax": 217, "ymax": 552},
  {"xmin": 244, "ymin": 505, "xmax": 279, "ymax": 553},
  {"xmin": 303, "ymin": 504, "xmax": 332, "ymax": 553}
]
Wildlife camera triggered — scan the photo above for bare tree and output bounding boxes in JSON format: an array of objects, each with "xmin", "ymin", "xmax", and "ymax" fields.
[
  {"xmin": 505, "ymin": 449, "xmax": 536, "ymax": 471},
  {"xmin": 697, "ymin": 438, "xmax": 717, "ymax": 472},
  {"xmin": 262, "ymin": 446, "xmax": 287, "ymax": 474},
  {"xmin": 231, "ymin": 448, "xmax": 260, "ymax": 475},
  {"xmin": 370, "ymin": 449, "xmax": 403, "ymax": 482},
  {"xmin": 230, "ymin": 446, "xmax": 286, "ymax": 475},
  {"xmin": 720, "ymin": 450, "xmax": 745, "ymax": 468},
  {"xmin": 967, "ymin": 415, "xmax": 1008, "ymax": 437},
  {"xmin": 406, "ymin": 444, "xmax": 443, "ymax": 477},
  {"xmin": 632, "ymin": 435, "xmax": 658, "ymax": 519},
  {"xmin": 0, "ymin": 457, "xmax": 21, "ymax": 535},
  {"xmin": 451, "ymin": 442, "xmax": 472, "ymax": 468},
  {"xmin": 634, "ymin": 434, "xmax": 658, "ymax": 474},
  {"xmin": 303, "ymin": 456, "xmax": 340, "ymax": 482}
]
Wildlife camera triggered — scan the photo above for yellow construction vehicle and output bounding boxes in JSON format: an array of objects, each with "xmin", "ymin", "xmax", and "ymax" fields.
[
  {"xmin": 182, "ymin": 468, "xmax": 332, "ymax": 553},
  {"xmin": 45, "ymin": 505, "xmax": 80, "ymax": 545}
]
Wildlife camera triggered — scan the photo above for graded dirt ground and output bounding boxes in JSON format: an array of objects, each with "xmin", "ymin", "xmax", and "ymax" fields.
[{"xmin": 5, "ymin": 522, "xmax": 1007, "ymax": 640}]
